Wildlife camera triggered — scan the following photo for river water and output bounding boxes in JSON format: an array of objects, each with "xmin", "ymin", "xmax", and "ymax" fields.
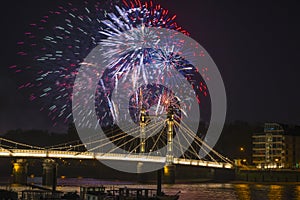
[{"xmin": 2, "ymin": 177, "xmax": 300, "ymax": 199}]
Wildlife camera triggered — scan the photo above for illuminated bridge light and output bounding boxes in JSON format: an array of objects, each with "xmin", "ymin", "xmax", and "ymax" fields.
[
  {"xmin": 0, "ymin": 136, "xmax": 234, "ymax": 170},
  {"xmin": 0, "ymin": 148, "xmax": 234, "ymax": 169}
]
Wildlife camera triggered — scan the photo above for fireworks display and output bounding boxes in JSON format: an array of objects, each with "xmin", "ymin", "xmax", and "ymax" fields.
[{"xmin": 12, "ymin": 0, "xmax": 210, "ymax": 130}]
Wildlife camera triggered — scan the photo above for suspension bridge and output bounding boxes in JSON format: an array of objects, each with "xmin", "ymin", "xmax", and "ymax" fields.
[
  {"xmin": 0, "ymin": 142, "xmax": 232, "ymax": 169},
  {"xmin": 0, "ymin": 106, "xmax": 234, "ymax": 185}
]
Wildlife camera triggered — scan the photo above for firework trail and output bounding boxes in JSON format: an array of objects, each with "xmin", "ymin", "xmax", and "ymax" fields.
[{"xmin": 12, "ymin": 0, "xmax": 210, "ymax": 130}]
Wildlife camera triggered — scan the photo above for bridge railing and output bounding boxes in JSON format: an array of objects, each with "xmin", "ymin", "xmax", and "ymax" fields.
[
  {"xmin": 173, "ymin": 158, "xmax": 233, "ymax": 169},
  {"xmin": 0, "ymin": 149, "xmax": 166, "ymax": 162},
  {"xmin": 0, "ymin": 148, "xmax": 233, "ymax": 168}
]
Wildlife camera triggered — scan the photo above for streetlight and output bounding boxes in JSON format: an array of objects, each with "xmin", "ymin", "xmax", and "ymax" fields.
[{"xmin": 239, "ymin": 147, "xmax": 247, "ymax": 166}]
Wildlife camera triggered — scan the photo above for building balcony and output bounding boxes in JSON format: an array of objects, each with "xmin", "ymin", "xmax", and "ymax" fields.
[
  {"xmin": 252, "ymin": 154, "xmax": 265, "ymax": 157},
  {"xmin": 252, "ymin": 148, "xmax": 265, "ymax": 150},
  {"xmin": 253, "ymin": 141, "xmax": 266, "ymax": 144}
]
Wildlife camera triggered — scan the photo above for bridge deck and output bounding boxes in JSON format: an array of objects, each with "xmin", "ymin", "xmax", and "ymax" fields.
[{"xmin": 0, "ymin": 148, "xmax": 233, "ymax": 169}]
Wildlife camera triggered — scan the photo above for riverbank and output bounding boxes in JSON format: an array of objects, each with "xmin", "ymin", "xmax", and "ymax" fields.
[{"xmin": 235, "ymin": 169, "xmax": 300, "ymax": 182}]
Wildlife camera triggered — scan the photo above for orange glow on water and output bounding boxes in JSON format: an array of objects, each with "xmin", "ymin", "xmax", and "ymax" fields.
[
  {"xmin": 297, "ymin": 185, "xmax": 300, "ymax": 200},
  {"xmin": 234, "ymin": 184, "xmax": 250, "ymax": 200},
  {"xmin": 268, "ymin": 185, "xmax": 283, "ymax": 200}
]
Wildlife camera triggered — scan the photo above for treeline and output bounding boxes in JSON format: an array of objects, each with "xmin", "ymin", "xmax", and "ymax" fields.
[{"xmin": 2, "ymin": 123, "xmax": 80, "ymax": 148}]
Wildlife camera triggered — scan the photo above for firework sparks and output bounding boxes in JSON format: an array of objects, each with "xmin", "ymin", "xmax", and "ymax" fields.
[{"xmin": 12, "ymin": 0, "xmax": 210, "ymax": 129}]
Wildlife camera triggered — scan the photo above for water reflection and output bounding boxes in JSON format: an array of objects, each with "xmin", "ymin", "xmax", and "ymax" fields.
[
  {"xmin": 136, "ymin": 183, "xmax": 300, "ymax": 200},
  {"xmin": 235, "ymin": 184, "xmax": 250, "ymax": 200},
  {"xmin": 297, "ymin": 185, "xmax": 300, "ymax": 200},
  {"xmin": 3, "ymin": 177, "xmax": 300, "ymax": 200},
  {"xmin": 268, "ymin": 185, "xmax": 283, "ymax": 200},
  {"xmin": 163, "ymin": 183, "xmax": 300, "ymax": 200}
]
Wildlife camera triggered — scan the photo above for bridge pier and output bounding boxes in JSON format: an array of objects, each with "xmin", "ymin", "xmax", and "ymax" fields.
[
  {"xmin": 12, "ymin": 159, "xmax": 28, "ymax": 185},
  {"xmin": 163, "ymin": 165, "xmax": 176, "ymax": 184},
  {"xmin": 137, "ymin": 162, "xmax": 143, "ymax": 173},
  {"xmin": 137, "ymin": 162, "xmax": 148, "ymax": 183},
  {"xmin": 42, "ymin": 159, "xmax": 57, "ymax": 191}
]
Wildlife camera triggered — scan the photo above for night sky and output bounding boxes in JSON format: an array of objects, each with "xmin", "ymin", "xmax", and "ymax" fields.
[{"xmin": 0, "ymin": 0, "xmax": 299, "ymax": 133}]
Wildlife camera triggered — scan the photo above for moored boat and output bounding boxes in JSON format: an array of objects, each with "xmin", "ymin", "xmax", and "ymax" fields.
[
  {"xmin": 0, "ymin": 189, "xmax": 18, "ymax": 200},
  {"xmin": 112, "ymin": 187, "xmax": 180, "ymax": 200},
  {"xmin": 79, "ymin": 186, "xmax": 180, "ymax": 200}
]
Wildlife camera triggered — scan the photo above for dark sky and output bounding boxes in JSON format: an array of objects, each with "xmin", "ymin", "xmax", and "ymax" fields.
[{"xmin": 0, "ymin": 0, "xmax": 299, "ymax": 133}]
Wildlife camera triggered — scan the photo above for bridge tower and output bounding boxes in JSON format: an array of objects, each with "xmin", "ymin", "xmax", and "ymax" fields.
[
  {"xmin": 164, "ymin": 105, "xmax": 176, "ymax": 184},
  {"xmin": 139, "ymin": 108, "xmax": 146, "ymax": 153},
  {"xmin": 12, "ymin": 159, "xmax": 28, "ymax": 185},
  {"xmin": 137, "ymin": 107, "xmax": 147, "ymax": 182},
  {"xmin": 166, "ymin": 105, "xmax": 174, "ymax": 164}
]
